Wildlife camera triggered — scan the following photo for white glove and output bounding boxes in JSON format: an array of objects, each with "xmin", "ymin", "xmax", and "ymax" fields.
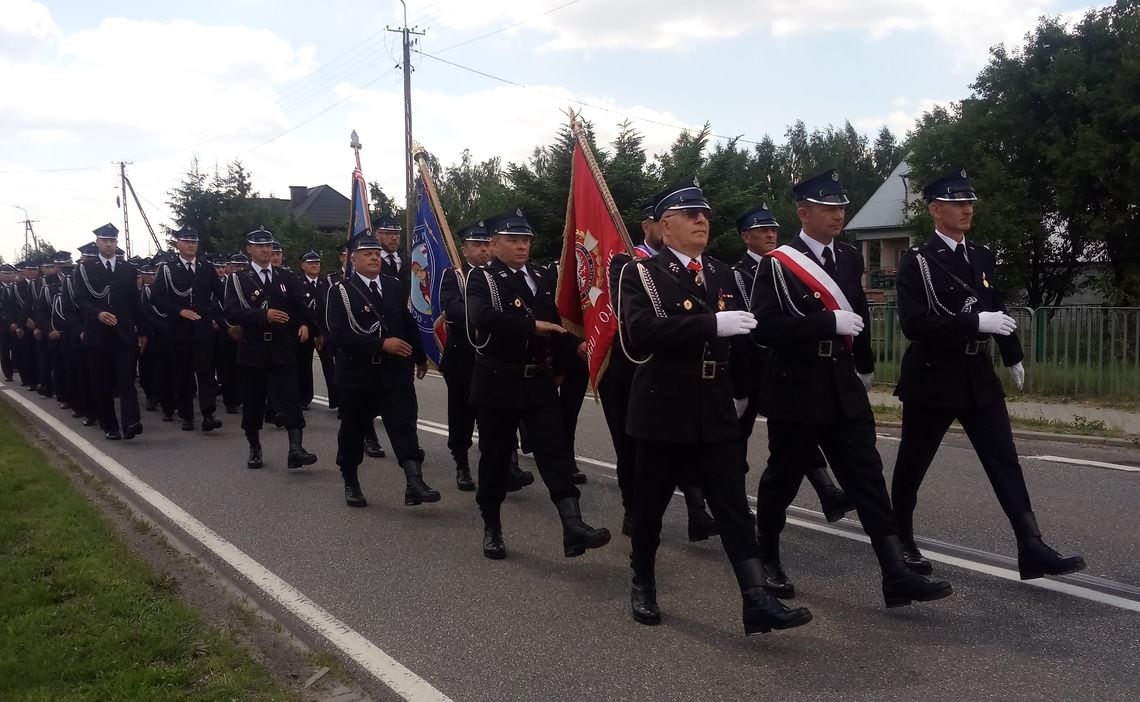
[
  {"xmin": 857, "ymin": 372, "xmax": 874, "ymax": 391},
  {"xmin": 834, "ymin": 310, "xmax": 865, "ymax": 337},
  {"xmin": 1008, "ymin": 362, "xmax": 1025, "ymax": 390},
  {"xmin": 978, "ymin": 311, "xmax": 1017, "ymax": 336},
  {"xmin": 734, "ymin": 397, "xmax": 749, "ymax": 418},
  {"xmin": 716, "ymin": 310, "xmax": 757, "ymax": 337}
]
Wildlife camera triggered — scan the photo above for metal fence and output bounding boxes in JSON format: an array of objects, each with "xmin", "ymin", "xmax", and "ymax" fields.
[{"xmin": 868, "ymin": 306, "xmax": 1140, "ymax": 400}]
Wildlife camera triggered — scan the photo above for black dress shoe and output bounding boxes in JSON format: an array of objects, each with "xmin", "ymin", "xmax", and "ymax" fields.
[
  {"xmin": 201, "ymin": 414, "xmax": 222, "ymax": 432},
  {"xmin": 761, "ymin": 560, "xmax": 796, "ymax": 599},
  {"xmin": 818, "ymin": 485, "xmax": 856, "ymax": 523},
  {"xmin": 246, "ymin": 444, "xmax": 264, "ymax": 470},
  {"xmin": 362, "ymin": 437, "xmax": 385, "ymax": 458},
  {"xmin": 181, "ymin": 419, "xmax": 195, "ymax": 431},
  {"xmin": 105, "ymin": 431, "xmax": 122, "ymax": 441},
  {"xmin": 1017, "ymin": 538, "xmax": 1086, "ymax": 580},
  {"xmin": 742, "ymin": 587, "xmax": 813, "ymax": 635},
  {"xmin": 687, "ymin": 509, "xmax": 719, "ymax": 542},
  {"xmin": 82, "ymin": 418, "xmax": 97, "ymax": 427},
  {"xmin": 344, "ymin": 485, "xmax": 368, "ymax": 508},
  {"xmin": 59, "ymin": 402, "xmax": 71, "ymax": 410},
  {"xmin": 482, "ymin": 527, "xmax": 506, "ymax": 559},
  {"xmin": 902, "ymin": 539, "xmax": 933, "ymax": 575},
  {"xmin": 571, "ymin": 469, "xmax": 588, "ymax": 484},
  {"xmin": 630, "ymin": 577, "xmax": 660, "ymax": 625},
  {"xmin": 123, "ymin": 422, "xmax": 143, "ymax": 440},
  {"xmin": 506, "ymin": 465, "xmax": 534, "ymax": 492},
  {"xmin": 873, "ymin": 536, "xmax": 953, "ymax": 608},
  {"xmin": 161, "ymin": 413, "xmax": 174, "ymax": 422},
  {"xmin": 71, "ymin": 410, "xmax": 83, "ymax": 419},
  {"xmin": 456, "ymin": 466, "xmax": 476, "ymax": 491},
  {"xmin": 556, "ymin": 497, "xmax": 611, "ymax": 557},
  {"xmin": 225, "ymin": 405, "xmax": 239, "ymax": 415}
]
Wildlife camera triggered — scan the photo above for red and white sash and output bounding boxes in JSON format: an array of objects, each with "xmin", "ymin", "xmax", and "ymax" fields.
[{"xmin": 766, "ymin": 244, "xmax": 854, "ymax": 348}]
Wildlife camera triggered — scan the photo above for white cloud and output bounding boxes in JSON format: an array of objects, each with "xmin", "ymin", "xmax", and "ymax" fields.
[
  {"xmin": 855, "ymin": 96, "xmax": 954, "ymax": 138},
  {"xmin": 0, "ymin": 0, "xmax": 59, "ymax": 58}
]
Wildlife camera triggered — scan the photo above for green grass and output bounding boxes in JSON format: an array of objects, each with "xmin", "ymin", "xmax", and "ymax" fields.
[
  {"xmin": 871, "ymin": 403, "xmax": 1135, "ymax": 440},
  {"xmin": 0, "ymin": 402, "xmax": 296, "ymax": 702}
]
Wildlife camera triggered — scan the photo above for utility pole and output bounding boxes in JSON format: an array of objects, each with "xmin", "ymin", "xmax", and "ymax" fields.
[
  {"xmin": 12, "ymin": 205, "xmax": 38, "ymax": 259},
  {"xmin": 115, "ymin": 161, "xmax": 134, "ymax": 257},
  {"xmin": 387, "ymin": 1, "xmax": 425, "ymax": 251}
]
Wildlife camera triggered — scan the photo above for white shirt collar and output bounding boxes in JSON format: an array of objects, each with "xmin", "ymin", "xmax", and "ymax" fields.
[
  {"xmin": 250, "ymin": 262, "xmax": 272, "ymax": 277},
  {"xmin": 384, "ymin": 251, "xmax": 401, "ymax": 261},
  {"xmin": 356, "ymin": 271, "xmax": 381, "ymax": 291},
  {"xmin": 179, "ymin": 256, "xmax": 196, "ymax": 268},
  {"xmin": 666, "ymin": 246, "xmax": 702, "ymax": 269},
  {"xmin": 99, "ymin": 255, "xmax": 116, "ymax": 269},
  {"xmin": 935, "ymin": 230, "xmax": 967, "ymax": 255},
  {"xmin": 506, "ymin": 264, "xmax": 537, "ymax": 294},
  {"xmin": 746, "ymin": 249, "xmax": 764, "ymax": 264},
  {"xmin": 306, "ymin": 275, "xmax": 319, "ymax": 284},
  {"xmin": 798, "ymin": 230, "xmax": 834, "ymax": 263}
]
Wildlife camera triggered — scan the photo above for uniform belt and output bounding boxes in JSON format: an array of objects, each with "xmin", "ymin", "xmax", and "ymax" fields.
[
  {"xmin": 916, "ymin": 340, "xmax": 991, "ymax": 356},
  {"xmin": 476, "ymin": 354, "xmax": 551, "ymax": 378},
  {"xmin": 797, "ymin": 339, "xmax": 849, "ymax": 358},
  {"xmin": 652, "ymin": 359, "xmax": 729, "ymax": 380}
]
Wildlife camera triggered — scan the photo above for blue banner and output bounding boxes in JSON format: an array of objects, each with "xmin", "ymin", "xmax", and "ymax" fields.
[{"xmin": 409, "ymin": 177, "xmax": 451, "ymax": 365}]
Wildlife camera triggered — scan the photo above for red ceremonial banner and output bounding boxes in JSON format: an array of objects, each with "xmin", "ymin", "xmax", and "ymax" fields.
[{"xmin": 556, "ymin": 142, "xmax": 630, "ymax": 391}]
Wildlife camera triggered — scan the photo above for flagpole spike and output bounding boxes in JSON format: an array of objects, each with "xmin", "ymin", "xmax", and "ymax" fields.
[{"xmin": 350, "ymin": 129, "xmax": 362, "ymax": 150}]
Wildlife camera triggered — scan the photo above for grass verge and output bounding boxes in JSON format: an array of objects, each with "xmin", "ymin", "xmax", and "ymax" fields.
[
  {"xmin": 871, "ymin": 403, "xmax": 1136, "ymax": 440},
  {"xmin": 0, "ymin": 401, "xmax": 296, "ymax": 702}
]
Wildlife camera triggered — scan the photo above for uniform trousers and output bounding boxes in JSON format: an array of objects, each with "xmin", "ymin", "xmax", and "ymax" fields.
[
  {"xmin": 598, "ymin": 367, "xmax": 637, "ymax": 516},
  {"xmin": 18, "ymin": 332, "xmax": 37, "ymax": 386},
  {"xmin": 37, "ymin": 337, "xmax": 58, "ymax": 394},
  {"xmin": 0, "ymin": 328, "xmax": 14, "ymax": 380},
  {"xmin": 173, "ymin": 337, "xmax": 217, "ymax": 419},
  {"xmin": 86, "ymin": 341, "xmax": 140, "ymax": 433},
  {"xmin": 316, "ymin": 341, "xmax": 339, "ymax": 408},
  {"xmin": 47, "ymin": 338, "xmax": 66, "ymax": 400},
  {"xmin": 759, "ymin": 414, "xmax": 896, "ymax": 538},
  {"xmin": 216, "ymin": 333, "xmax": 241, "ymax": 409},
  {"xmin": 631, "ymin": 439, "xmax": 758, "ymax": 572},
  {"xmin": 739, "ymin": 397, "xmax": 828, "ymax": 481},
  {"xmin": 475, "ymin": 398, "xmax": 580, "ymax": 524},
  {"xmin": 295, "ymin": 342, "xmax": 316, "ymax": 408},
  {"xmin": 892, "ymin": 401, "xmax": 1032, "ymax": 533},
  {"xmin": 64, "ymin": 337, "xmax": 93, "ymax": 419},
  {"xmin": 442, "ymin": 369, "xmax": 476, "ymax": 465},
  {"xmin": 335, "ymin": 382, "xmax": 421, "ymax": 468},
  {"xmin": 240, "ymin": 360, "xmax": 303, "ymax": 433},
  {"xmin": 558, "ymin": 360, "xmax": 589, "ymax": 453}
]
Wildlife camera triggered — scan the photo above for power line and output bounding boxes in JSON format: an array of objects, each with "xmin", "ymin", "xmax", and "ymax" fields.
[
  {"xmin": 416, "ymin": 50, "xmax": 761, "ymax": 146},
  {"xmin": 430, "ymin": 0, "xmax": 583, "ymax": 55}
]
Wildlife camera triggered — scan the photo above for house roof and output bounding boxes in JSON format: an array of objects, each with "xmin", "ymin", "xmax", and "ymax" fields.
[
  {"xmin": 845, "ymin": 158, "xmax": 918, "ymax": 237},
  {"xmin": 257, "ymin": 185, "xmax": 350, "ymax": 230}
]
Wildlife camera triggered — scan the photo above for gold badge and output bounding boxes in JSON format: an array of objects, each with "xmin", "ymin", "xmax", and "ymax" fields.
[
  {"xmin": 363, "ymin": 304, "xmax": 371, "ymax": 312},
  {"xmin": 718, "ymin": 299, "xmax": 726, "ymax": 311},
  {"xmin": 813, "ymin": 291, "xmax": 821, "ymax": 299},
  {"xmin": 683, "ymin": 299, "xmax": 693, "ymax": 310},
  {"xmin": 252, "ymin": 290, "xmax": 261, "ymax": 298},
  {"xmin": 514, "ymin": 298, "xmax": 522, "ymax": 308},
  {"xmin": 982, "ymin": 273, "xmax": 990, "ymax": 288}
]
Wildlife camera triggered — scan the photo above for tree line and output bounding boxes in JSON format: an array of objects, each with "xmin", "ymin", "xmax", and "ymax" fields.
[{"xmin": 165, "ymin": 1, "xmax": 1138, "ymax": 306}]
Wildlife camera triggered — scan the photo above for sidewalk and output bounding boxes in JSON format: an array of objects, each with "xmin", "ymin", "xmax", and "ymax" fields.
[{"xmin": 869, "ymin": 390, "xmax": 1140, "ymax": 435}]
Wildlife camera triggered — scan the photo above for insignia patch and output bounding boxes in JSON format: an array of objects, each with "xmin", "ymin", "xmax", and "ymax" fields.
[
  {"xmin": 513, "ymin": 298, "xmax": 522, "ymax": 308},
  {"xmin": 363, "ymin": 304, "xmax": 371, "ymax": 312},
  {"xmin": 813, "ymin": 291, "xmax": 821, "ymax": 299},
  {"xmin": 693, "ymin": 176, "xmax": 701, "ymax": 188},
  {"xmin": 832, "ymin": 170, "xmax": 840, "ymax": 181},
  {"xmin": 982, "ymin": 272, "xmax": 990, "ymax": 288},
  {"xmin": 515, "ymin": 208, "xmax": 523, "ymax": 217},
  {"xmin": 683, "ymin": 299, "xmax": 693, "ymax": 310},
  {"xmin": 960, "ymin": 169, "xmax": 968, "ymax": 178},
  {"xmin": 718, "ymin": 299, "xmax": 726, "ymax": 311},
  {"xmin": 252, "ymin": 290, "xmax": 261, "ymax": 298}
]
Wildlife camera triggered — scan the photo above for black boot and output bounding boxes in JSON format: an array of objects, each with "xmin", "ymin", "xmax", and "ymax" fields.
[
  {"xmin": 363, "ymin": 436, "xmax": 386, "ymax": 458},
  {"xmin": 806, "ymin": 467, "xmax": 855, "ymax": 523},
  {"xmin": 341, "ymin": 466, "xmax": 367, "ymax": 507},
  {"xmin": 402, "ymin": 459, "xmax": 441, "ymax": 505},
  {"xmin": 555, "ymin": 497, "xmax": 611, "ymax": 557},
  {"xmin": 482, "ymin": 509, "xmax": 505, "ymax": 559},
  {"xmin": 286, "ymin": 428, "xmax": 318, "ymax": 469},
  {"xmin": 897, "ymin": 513, "xmax": 933, "ymax": 575},
  {"xmin": 756, "ymin": 530, "xmax": 795, "ymax": 598},
  {"xmin": 872, "ymin": 535, "xmax": 953, "ymax": 608},
  {"xmin": 506, "ymin": 451, "xmax": 534, "ymax": 492},
  {"xmin": 246, "ymin": 432, "xmax": 263, "ymax": 470},
  {"xmin": 571, "ymin": 468, "xmax": 588, "ymax": 484},
  {"xmin": 1012, "ymin": 512, "xmax": 1086, "ymax": 580},
  {"xmin": 455, "ymin": 463, "xmax": 476, "ymax": 491},
  {"xmin": 732, "ymin": 559, "xmax": 813, "ymax": 635},
  {"xmin": 201, "ymin": 413, "xmax": 222, "ymax": 432},
  {"xmin": 630, "ymin": 572, "xmax": 660, "ymax": 626},
  {"xmin": 682, "ymin": 484, "xmax": 719, "ymax": 541}
]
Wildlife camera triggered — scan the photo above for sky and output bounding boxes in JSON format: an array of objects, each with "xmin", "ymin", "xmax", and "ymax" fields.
[{"xmin": 0, "ymin": 0, "xmax": 1093, "ymax": 260}]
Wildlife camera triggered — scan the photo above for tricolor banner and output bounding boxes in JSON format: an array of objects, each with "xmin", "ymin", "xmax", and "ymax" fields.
[{"xmin": 766, "ymin": 244, "xmax": 855, "ymax": 349}]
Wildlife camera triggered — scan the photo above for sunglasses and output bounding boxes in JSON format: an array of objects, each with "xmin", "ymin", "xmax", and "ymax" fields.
[{"xmin": 663, "ymin": 208, "xmax": 715, "ymax": 222}]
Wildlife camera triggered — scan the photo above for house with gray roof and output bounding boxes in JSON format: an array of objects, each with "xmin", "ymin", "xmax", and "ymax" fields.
[
  {"xmin": 257, "ymin": 185, "xmax": 350, "ymax": 234},
  {"xmin": 845, "ymin": 158, "xmax": 919, "ymax": 302}
]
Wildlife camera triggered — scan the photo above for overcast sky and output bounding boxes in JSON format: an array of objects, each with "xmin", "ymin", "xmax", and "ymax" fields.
[{"xmin": 0, "ymin": 0, "xmax": 1090, "ymax": 259}]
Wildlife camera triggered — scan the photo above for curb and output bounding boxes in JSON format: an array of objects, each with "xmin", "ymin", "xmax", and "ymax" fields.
[{"xmin": 873, "ymin": 419, "xmax": 1138, "ymax": 447}]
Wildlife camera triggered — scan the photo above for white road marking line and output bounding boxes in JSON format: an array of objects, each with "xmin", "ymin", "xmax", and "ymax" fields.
[
  {"xmin": 1, "ymin": 385, "xmax": 453, "ymax": 702},
  {"xmin": 1023, "ymin": 455, "xmax": 1140, "ymax": 473}
]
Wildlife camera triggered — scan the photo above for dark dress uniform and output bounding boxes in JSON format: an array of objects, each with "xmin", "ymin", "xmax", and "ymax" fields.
[
  {"xmin": 34, "ymin": 271, "xmax": 62, "ymax": 397},
  {"xmin": 324, "ymin": 240, "xmax": 435, "ymax": 508},
  {"xmin": 891, "ymin": 169, "xmax": 1085, "ymax": 580},
  {"xmin": 151, "ymin": 240, "xmax": 225, "ymax": 431},
  {"xmin": 138, "ymin": 268, "xmax": 176, "ymax": 418},
  {"xmin": 0, "ymin": 267, "xmax": 16, "ymax": 381},
  {"xmin": 439, "ymin": 256, "xmax": 479, "ymax": 490},
  {"xmin": 296, "ymin": 265, "xmax": 337, "ymax": 410},
  {"xmin": 12, "ymin": 270, "xmax": 39, "ymax": 389},
  {"xmin": 216, "ymin": 254, "xmax": 247, "ymax": 413},
  {"xmin": 223, "ymin": 230, "xmax": 318, "ymax": 470},
  {"xmin": 62, "ymin": 251, "xmax": 97, "ymax": 423},
  {"xmin": 751, "ymin": 169, "xmax": 952, "ymax": 608},
  {"xmin": 72, "ymin": 229, "xmax": 146, "ymax": 440},
  {"xmin": 732, "ymin": 239, "xmax": 853, "ymax": 527},
  {"xmin": 617, "ymin": 177, "xmax": 810, "ymax": 634},
  {"xmin": 465, "ymin": 209, "xmax": 609, "ymax": 560}
]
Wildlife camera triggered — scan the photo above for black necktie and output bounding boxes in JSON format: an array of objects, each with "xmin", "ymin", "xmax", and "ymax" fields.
[
  {"xmin": 262, "ymin": 269, "xmax": 270, "ymax": 285},
  {"xmin": 369, "ymin": 280, "xmax": 380, "ymax": 298},
  {"xmin": 821, "ymin": 247, "xmax": 837, "ymax": 279},
  {"xmin": 186, "ymin": 261, "xmax": 194, "ymax": 274},
  {"xmin": 386, "ymin": 254, "xmax": 397, "ymax": 270},
  {"xmin": 105, "ymin": 261, "xmax": 113, "ymax": 272},
  {"xmin": 955, "ymin": 243, "xmax": 969, "ymax": 266}
]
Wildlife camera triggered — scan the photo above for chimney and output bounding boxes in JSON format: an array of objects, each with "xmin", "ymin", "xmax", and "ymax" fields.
[{"xmin": 289, "ymin": 186, "xmax": 308, "ymax": 207}]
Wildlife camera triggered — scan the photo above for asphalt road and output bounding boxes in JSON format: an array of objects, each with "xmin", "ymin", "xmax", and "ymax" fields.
[{"xmin": 4, "ymin": 369, "xmax": 1138, "ymax": 702}]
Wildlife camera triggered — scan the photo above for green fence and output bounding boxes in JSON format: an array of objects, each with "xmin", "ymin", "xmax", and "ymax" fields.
[{"xmin": 868, "ymin": 306, "xmax": 1140, "ymax": 401}]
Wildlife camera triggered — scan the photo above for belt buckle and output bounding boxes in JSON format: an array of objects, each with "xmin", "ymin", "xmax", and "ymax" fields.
[
  {"xmin": 701, "ymin": 360, "xmax": 717, "ymax": 379},
  {"xmin": 523, "ymin": 364, "xmax": 537, "ymax": 378},
  {"xmin": 818, "ymin": 340, "xmax": 833, "ymax": 357},
  {"xmin": 370, "ymin": 353, "xmax": 383, "ymax": 365},
  {"xmin": 262, "ymin": 332, "xmax": 273, "ymax": 342},
  {"xmin": 965, "ymin": 340, "xmax": 979, "ymax": 355}
]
